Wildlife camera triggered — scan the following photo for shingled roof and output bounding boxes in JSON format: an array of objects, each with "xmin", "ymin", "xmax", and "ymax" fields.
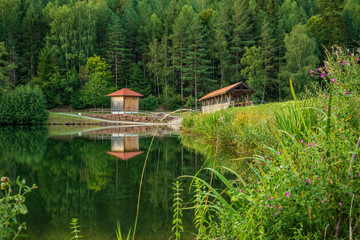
[
  {"xmin": 107, "ymin": 88, "xmax": 144, "ymax": 97},
  {"xmin": 199, "ymin": 82, "xmax": 257, "ymax": 101}
]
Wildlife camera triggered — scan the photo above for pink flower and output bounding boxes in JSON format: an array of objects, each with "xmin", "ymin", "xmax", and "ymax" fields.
[
  {"xmin": 267, "ymin": 204, "xmax": 269, "ymax": 207},
  {"xmin": 345, "ymin": 91, "xmax": 349, "ymax": 95},
  {"xmin": 307, "ymin": 179, "xmax": 311, "ymax": 183},
  {"xmin": 358, "ymin": 58, "xmax": 360, "ymax": 61},
  {"xmin": 342, "ymin": 61, "xmax": 346, "ymax": 64},
  {"xmin": 318, "ymin": 68, "xmax": 321, "ymax": 72},
  {"xmin": 286, "ymin": 192, "xmax": 289, "ymax": 197},
  {"xmin": 324, "ymin": 199, "xmax": 327, "ymax": 203},
  {"xmin": 321, "ymin": 72, "xmax": 325, "ymax": 78},
  {"xmin": 339, "ymin": 203, "xmax": 343, "ymax": 207},
  {"xmin": 308, "ymin": 142, "xmax": 312, "ymax": 147},
  {"xmin": 332, "ymin": 78, "xmax": 336, "ymax": 82},
  {"xmin": 239, "ymin": 189, "xmax": 242, "ymax": 192},
  {"xmin": 301, "ymin": 139, "xmax": 304, "ymax": 143},
  {"xmin": 350, "ymin": 52, "xmax": 353, "ymax": 56},
  {"xmin": 310, "ymin": 70, "xmax": 314, "ymax": 76},
  {"xmin": 327, "ymin": 95, "xmax": 329, "ymax": 98},
  {"xmin": 275, "ymin": 213, "xmax": 278, "ymax": 216},
  {"xmin": 270, "ymin": 197, "xmax": 273, "ymax": 200},
  {"xmin": 346, "ymin": 102, "xmax": 349, "ymax": 105},
  {"xmin": 278, "ymin": 206, "xmax": 281, "ymax": 210},
  {"xmin": 276, "ymin": 152, "xmax": 280, "ymax": 155}
]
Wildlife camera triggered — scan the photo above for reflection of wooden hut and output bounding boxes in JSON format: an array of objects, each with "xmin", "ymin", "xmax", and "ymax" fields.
[
  {"xmin": 107, "ymin": 88, "xmax": 143, "ymax": 114},
  {"xmin": 107, "ymin": 134, "xmax": 143, "ymax": 160},
  {"xmin": 199, "ymin": 82, "xmax": 257, "ymax": 113}
]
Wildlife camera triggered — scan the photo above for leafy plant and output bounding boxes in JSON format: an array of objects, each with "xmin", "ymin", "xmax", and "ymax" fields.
[
  {"xmin": 69, "ymin": 218, "xmax": 83, "ymax": 240},
  {"xmin": 0, "ymin": 176, "xmax": 37, "ymax": 239},
  {"xmin": 115, "ymin": 222, "xmax": 131, "ymax": 240},
  {"xmin": 171, "ymin": 181, "xmax": 183, "ymax": 240}
]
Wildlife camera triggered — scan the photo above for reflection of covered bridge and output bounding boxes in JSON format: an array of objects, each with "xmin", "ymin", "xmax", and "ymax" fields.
[{"xmin": 199, "ymin": 82, "xmax": 257, "ymax": 113}]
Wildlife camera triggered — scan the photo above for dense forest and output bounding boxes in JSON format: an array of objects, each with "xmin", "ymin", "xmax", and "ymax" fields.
[{"xmin": 0, "ymin": 0, "xmax": 359, "ymax": 109}]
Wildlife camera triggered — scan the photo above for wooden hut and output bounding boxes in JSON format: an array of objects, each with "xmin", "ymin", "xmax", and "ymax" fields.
[
  {"xmin": 107, "ymin": 88, "xmax": 143, "ymax": 114},
  {"xmin": 107, "ymin": 134, "xmax": 144, "ymax": 160},
  {"xmin": 199, "ymin": 82, "xmax": 257, "ymax": 113}
]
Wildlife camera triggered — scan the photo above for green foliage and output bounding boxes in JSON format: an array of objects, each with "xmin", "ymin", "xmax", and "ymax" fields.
[
  {"xmin": 139, "ymin": 95, "xmax": 158, "ymax": 111},
  {"xmin": 171, "ymin": 181, "xmax": 183, "ymax": 240},
  {"xmin": 180, "ymin": 46, "xmax": 360, "ymax": 238},
  {"xmin": 115, "ymin": 222, "xmax": 131, "ymax": 240},
  {"xmin": 81, "ymin": 55, "xmax": 112, "ymax": 108},
  {"xmin": 0, "ymin": 85, "xmax": 48, "ymax": 125},
  {"xmin": 0, "ymin": 176, "xmax": 37, "ymax": 240},
  {"xmin": 69, "ymin": 218, "xmax": 83, "ymax": 240}
]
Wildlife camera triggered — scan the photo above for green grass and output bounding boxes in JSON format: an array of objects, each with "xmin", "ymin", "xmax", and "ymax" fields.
[{"xmin": 47, "ymin": 112, "xmax": 101, "ymax": 124}]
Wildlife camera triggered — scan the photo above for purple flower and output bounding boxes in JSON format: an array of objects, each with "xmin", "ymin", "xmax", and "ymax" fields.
[
  {"xmin": 308, "ymin": 142, "xmax": 312, "ymax": 147},
  {"xmin": 239, "ymin": 189, "xmax": 242, "ymax": 193},
  {"xmin": 342, "ymin": 61, "xmax": 346, "ymax": 65},
  {"xmin": 275, "ymin": 213, "xmax": 278, "ymax": 216},
  {"xmin": 346, "ymin": 102, "xmax": 349, "ymax": 105},
  {"xmin": 276, "ymin": 152, "xmax": 280, "ymax": 155},
  {"xmin": 332, "ymin": 78, "xmax": 336, "ymax": 82},
  {"xmin": 321, "ymin": 72, "xmax": 325, "ymax": 78},
  {"xmin": 345, "ymin": 91, "xmax": 349, "ymax": 95},
  {"xmin": 358, "ymin": 58, "xmax": 360, "ymax": 61},
  {"xmin": 301, "ymin": 139, "xmax": 304, "ymax": 143},
  {"xmin": 307, "ymin": 179, "xmax": 311, "ymax": 183},
  {"xmin": 312, "ymin": 165, "xmax": 315, "ymax": 167},
  {"xmin": 350, "ymin": 52, "xmax": 353, "ymax": 56},
  {"xmin": 278, "ymin": 206, "xmax": 281, "ymax": 210},
  {"xmin": 270, "ymin": 197, "xmax": 273, "ymax": 200},
  {"xmin": 310, "ymin": 70, "xmax": 314, "ymax": 76},
  {"xmin": 318, "ymin": 68, "xmax": 321, "ymax": 72},
  {"xmin": 324, "ymin": 199, "xmax": 327, "ymax": 203},
  {"xmin": 327, "ymin": 95, "xmax": 329, "ymax": 98},
  {"xmin": 358, "ymin": 173, "xmax": 360, "ymax": 176},
  {"xmin": 339, "ymin": 203, "xmax": 343, "ymax": 207},
  {"xmin": 286, "ymin": 192, "xmax": 289, "ymax": 197},
  {"xmin": 266, "ymin": 204, "xmax": 269, "ymax": 207}
]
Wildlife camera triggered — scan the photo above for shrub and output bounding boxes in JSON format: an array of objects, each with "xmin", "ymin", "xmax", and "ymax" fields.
[
  {"xmin": 0, "ymin": 85, "xmax": 48, "ymax": 125},
  {"xmin": 139, "ymin": 95, "xmax": 158, "ymax": 110}
]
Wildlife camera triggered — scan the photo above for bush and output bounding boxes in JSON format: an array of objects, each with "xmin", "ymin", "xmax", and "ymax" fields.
[
  {"xmin": 0, "ymin": 85, "xmax": 48, "ymax": 125},
  {"xmin": 139, "ymin": 95, "xmax": 158, "ymax": 110},
  {"xmin": 162, "ymin": 96, "xmax": 181, "ymax": 111}
]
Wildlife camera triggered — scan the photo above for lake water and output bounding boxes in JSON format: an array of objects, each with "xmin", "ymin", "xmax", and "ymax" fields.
[{"xmin": 0, "ymin": 126, "xmax": 202, "ymax": 239}]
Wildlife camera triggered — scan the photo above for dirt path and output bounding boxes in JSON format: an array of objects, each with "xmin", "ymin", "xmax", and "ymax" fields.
[{"xmin": 57, "ymin": 113, "xmax": 168, "ymax": 126}]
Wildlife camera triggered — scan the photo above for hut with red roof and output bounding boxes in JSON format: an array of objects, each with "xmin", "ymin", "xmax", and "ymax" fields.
[
  {"xmin": 107, "ymin": 88, "xmax": 143, "ymax": 114},
  {"xmin": 199, "ymin": 82, "xmax": 257, "ymax": 113}
]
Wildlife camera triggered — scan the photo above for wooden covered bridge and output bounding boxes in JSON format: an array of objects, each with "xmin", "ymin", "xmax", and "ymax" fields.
[{"xmin": 199, "ymin": 82, "xmax": 257, "ymax": 113}]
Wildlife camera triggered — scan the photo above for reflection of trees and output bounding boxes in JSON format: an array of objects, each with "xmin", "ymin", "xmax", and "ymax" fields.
[
  {"xmin": 0, "ymin": 127, "xmax": 202, "ymax": 239},
  {"xmin": 0, "ymin": 126, "xmax": 47, "ymax": 166}
]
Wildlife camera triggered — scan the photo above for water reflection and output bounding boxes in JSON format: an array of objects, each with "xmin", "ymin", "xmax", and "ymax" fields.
[{"xmin": 0, "ymin": 126, "xmax": 199, "ymax": 239}]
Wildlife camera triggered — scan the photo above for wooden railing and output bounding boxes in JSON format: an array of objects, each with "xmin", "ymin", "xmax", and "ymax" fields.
[{"xmin": 231, "ymin": 101, "xmax": 253, "ymax": 107}]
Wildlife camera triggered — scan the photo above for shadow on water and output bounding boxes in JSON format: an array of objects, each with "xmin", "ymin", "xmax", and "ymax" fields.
[{"xmin": 0, "ymin": 126, "xmax": 202, "ymax": 239}]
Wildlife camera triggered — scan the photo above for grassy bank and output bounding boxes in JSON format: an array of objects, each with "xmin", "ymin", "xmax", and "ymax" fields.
[
  {"xmin": 47, "ymin": 112, "xmax": 102, "ymax": 125},
  {"xmin": 177, "ymin": 48, "xmax": 360, "ymax": 239}
]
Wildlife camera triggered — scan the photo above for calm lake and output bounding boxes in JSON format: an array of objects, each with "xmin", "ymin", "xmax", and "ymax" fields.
[{"xmin": 0, "ymin": 125, "xmax": 203, "ymax": 239}]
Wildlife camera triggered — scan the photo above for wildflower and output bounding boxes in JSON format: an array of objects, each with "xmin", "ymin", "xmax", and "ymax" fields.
[
  {"xmin": 358, "ymin": 173, "xmax": 360, "ymax": 176},
  {"xmin": 342, "ymin": 61, "xmax": 345, "ymax": 64},
  {"xmin": 307, "ymin": 179, "xmax": 311, "ymax": 183},
  {"xmin": 345, "ymin": 91, "xmax": 349, "ymax": 95},
  {"xmin": 332, "ymin": 78, "xmax": 336, "ymax": 82},
  {"xmin": 308, "ymin": 142, "xmax": 312, "ymax": 147},
  {"xmin": 358, "ymin": 58, "xmax": 360, "ymax": 61},
  {"xmin": 275, "ymin": 213, "xmax": 278, "ymax": 216},
  {"xmin": 270, "ymin": 197, "xmax": 273, "ymax": 200},
  {"xmin": 312, "ymin": 165, "xmax": 315, "ymax": 167},
  {"xmin": 346, "ymin": 102, "xmax": 349, "ymax": 105},
  {"xmin": 286, "ymin": 192, "xmax": 289, "ymax": 197},
  {"xmin": 321, "ymin": 72, "xmax": 325, "ymax": 78},
  {"xmin": 310, "ymin": 70, "xmax": 314, "ymax": 76},
  {"xmin": 267, "ymin": 204, "xmax": 269, "ymax": 207},
  {"xmin": 324, "ymin": 199, "xmax": 327, "ymax": 203},
  {"xmin": 301, "ymin": 139, "xmax": 304, "ymax": 143},
  {"xmin": 339, "ymin": 203, "xmax": 343, "ymax": 207},
  {"xmin": 278, "ymin": 206, "xmax": 281, "ymax": 210},
  {"xmin": 350, "ymin": 52, "xmax": 353, "ymax": 56},
  {"xmin": 327, "ymin": 95, "xmax": 329, "ymax": 98},
  {"xmin": 318, "ymin": 68, "xmax": 321, "ymax": 72},
  {"xmin": 239, "ymin": 189, "xmax": 242, "ymax": 193},
  {"xmin": 276, "ymin": 152, "xmax": 280, "ymax": 155}
]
